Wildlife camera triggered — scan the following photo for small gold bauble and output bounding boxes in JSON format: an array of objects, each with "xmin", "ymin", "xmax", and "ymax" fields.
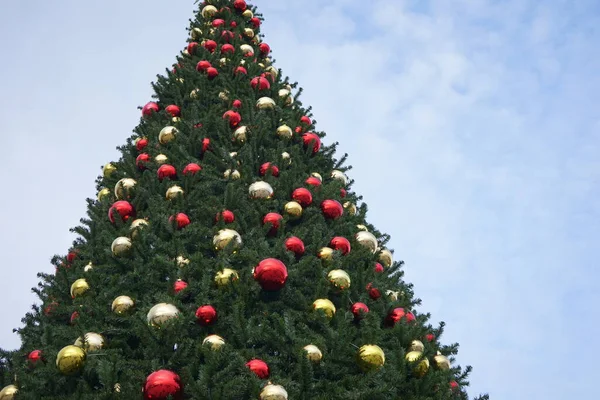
[
  {"xmin": 219, "ymin": 57, "xmax": 228, "ymax": 66},
  {"xmin": 215, "ymin": 268, "xmax": 239, "ymax": 287},
  {"xmin": 234, "ymin": 126, "xmax": 248, "ymax": 142},
  {"xmin": 103, "ymin": 163, "xmax": 116, "ymax": 177},
  {"xmin": 147, "ymin": 303, "xmax": 179, "ymax": 327},
  {"xmin": 224, "ymin": 169, "xmax": 241, "ymax": 179},
  {"xmin": 219, "ymin": 90, "xmax": 229, "ymax": 101},
  {"xmin": 386, "ymin": 290, "xmax": 401, "ymax": 301},
  {"xmin": 112, "ymin": 295, "xmax": 134, "ymax": 315},
  {"xmin": 240, "ymin": 44, "xmax": 254, "ymax": 56},
  {"xmin": 56, "ymin": 345, "xmax": 86, "ymax": 375},
  {"xmin": 265, "ymin": 66, "xmax": 278, "ymax": 79},
  {"xmin": 74, "ymin": 332, "xmax": 104, "ymax": 352},
  {"xmin": 311, "ymin": 172, "xmax": 323, "ymax": 182},
  {"xmin": 166, "ymin": 185, "xmax": 184, "ymax": 200},
  {"xmin": 357, "ymin": 345, "xmax": 385, "ymax": 371},
  {"xmin": 129, "ymin": 219, "xmax": 148, "ymax": 239},
  {"xmin": 172, "ymin": 117, "xmax": 181, "ymax": 124},
  {"xmin": 70, "ymin": 279, "xmax": 89, "ymax": 298},
  {"xmin": 303, "ymin": 345, "xmax": 323, "ymax": 363},
  {"xmin": 284, "ymin": 201, "xmax": 303, "ymax": 219},
  {"xmin": 84, "ymin": 262, "xmax": 93, "ymax": 272},
  {"xmin": 281, "ymin": 152, "xmax": 291, "ymax": 165},
  {"xmin": 159, "ymin": 126, "xmax": 178, "ymax": 145},
  {"xmin": 312, "ymin": 299, "xmax": 336, "ymax": 319},
  {"xmin": 176, "ymin": 255, "xmax": 190, "ymax": 267},
  {"xmin": 201, "ymin": 5, "xmax": 218, "ymax": 18},
  {"xmin": 276, "ymin": 124, "xmax": 293, "ymax": 139},
  {"xmin": 249, "ymin": 181, "xmax": 274, "ymax": 199},
  {"xmin": 97, "ymin": 188, "xmax": 111, "ymax": 202},
  {"xmin": 256, "ymin": 97, "xmax": 276, "ymax": 110},
  {"xmin": 379, "ymin": 248, "xmax": 393, "ymax": 267},
  {"xmin": 327, "ymin": 269, "xmax": 351, "ymax": 290},
  {"xmin": 355, "ymin": 231, "xmax": 378, "ymax": 253},
  {"xmin": 434, "ymin": 352, "xmax": 451, "ymax": 370},
  {"xmin": 111, "ymin": 236, "xmax": 132, "ymax": 257},
  {"xmin": 213, "ymin": 229, "xmax": 242, "ymax": 251},
  {"xmin": 331, "ymin": 170, "xmax": 348, "ymax": 185},
  {"xmin": 318, "ymin": 247, "xmax": 334, "ymax": 261},
  {"xmin": 356, "ymin": 224, "xmax": 369, "ymax": 231},
  {"xmin": 0, "ymin": 384, "xmax": 17, "ymax": 399},
  {"xmin": 243, "ymin": 28, "xmax": 255, "ymax": 38},
  {"xmin": 405, "ymin": 350, "xmax": 430, "ymax": 376},
  {"xmin": 278, "ymin": 88, "xmax": 291, "ymax": 99},
  {"xmin": 343, "ymin": 201, "xmax": 357, "ymax": 216},
  {"xmin": 409, "ymin": 340, "xmax": 425, "ymax": 353},
  {"xmin": 115, "ymin": 178, "xmax": 137, "ymax": 199},
  {"xmin": 191, "ymin": 27, "xmax": 203, "ymax": 40},
  {"xmin": 259, "ymin": 384, "xmax": 288, "ymax": 400},
  {"xmin": 190, "ymin": 88, "xmax": 201, "ymax": 99},
  {"xmin": 114, "ymin": 383, "xmax": 121, "ymax": 393},
  {"xmin": 242, "ymin": 9, "xmax": 254, "ymax": 18},
  {"xmin": 155, "ymin": 154, "xmax": 168, "ymax": 165},
  {"xmin": 203, "ymin": 334, "xmax": 225, "ymax": 350},
  {"xmin": 182, "ymin": 48, "xmax": 190, "ymax": 57}
]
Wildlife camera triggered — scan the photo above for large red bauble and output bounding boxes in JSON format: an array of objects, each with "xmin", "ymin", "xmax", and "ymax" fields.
[
  {"xmin": 259, "ymin": 162, "xmax": 279, "ymax": 177},
  {"xmin": 374, "ymin": 262, "xmax": 384, "ymax": 273},
  {"xmin": 253, "ymin": 258, "xmax": 288, "ymax": 291},
  {"xmin": 136, "ymin": 138, "xmax": 149, "ymax": 151},
  {"xmin": 109, "ymin": 201, "xmax": 135, "ymax": 223},
  {"xmin": 206, "ymin": 67, "xmax": 219, "ymax": 79},
  {"xmin": 300, "ymin": 116, "xmax": 312, "ymax": 125},
  {"xmin": 171, "ymin": 213, "xmax": 190, "ymax": 230},
  {"xmin": 212, "ymin": 18, "xmax": 225, "ymax": 27},
  {"xmin": 223, "ymin": 110, "xmax": 241, "ymax": 127},
  {"xmin": 284, "ymin": 236, "xmax": 305, "ymax": 256},
  {"xmin": 235, "ymin": 66, "xmax": 248, "ymax": 75},
  {"xmin": 321, "ymin": 200, "xmax": 343, "ymax": 219},
  {"xmin": 136, "ymin": 153, "xmax": 150, "ymax": 170},
  {"xmin": 368, "ymin": 287, "xmax": 381, "ymax": 300},
  {"xmin": 250, "ymin": 17, "xmax": 261, "ymax": 28},
  {"xmin": 329, "ymin": 236, "xmax": 351, "ymax": 255},
  {"xmin": 351, "ymin": 302, "xmax": 369, "ymax": 319},
  {"xmin": 143, "ymin": 370, "xmax": 183, "ymax": 400},
  {"xmin": 221, "ymin": 44, "xmax": 235, "ymax": 55},
  {"xmin": 187, "ymin": 42, "xmax": 199, "ymax": 55},
  {"xmin": 406, "ymin": 311, "xmax": 416, "ymax": 323},
  {"xmin": 221, "ymin": 30, "xmax": 234, "ymax": 42},
  {"xmin": 142, "ymin": 102, "xmax": 159, "ymax": 117},
  {"xmin": 385, "ymin": 307, "xmax": 406, "ymax": 326},
  {"xmin": 292, "ymin": 188, "xmax": 312, "ymax": 207},
  {"xmin": 165, "ymin": 105, "xmax": 181, "ymax": 117},
  {"xmin": 303, "ymin": 133, "xmax": 321, "ymax": 153},
  {"xmin": 158, "ymin": 164, "xmax": 177, "ymax": 181},
  {"xmin": 246, "ymin": 359, "xmax": 269, "ymax": 379},
  {"xmin": 251, "ymin": 76, "xmax": 271, "ymax": 91},
  {"xmin": 204, "ymin": 40, "xmax": 217, "ymax": 53},
  {"xmin": 215, "ymin": 210, "xmax": 235, "ymax": 224},
  {"xmin": 263, "ymin": 213, "xmax": 283, "ymax": 235},
  {"xmin": 233, "ymin": 0, "xmax": 247, "ymax": 11},
  {"xmin": 425, "ymin": 333, "xmax": 436, "ymax": 342},
  {"xmin": 174, "ymin": 280, "xmax": 188, "ymax": 294},
  {"xmin": 196, "ymin": 60, "xmax": 211, "ymax": 72},
  {"xmin": 195, "ymin": 305, "xmax": 217, "ymax": 326},
  {"xmin": 183, "ymin": 163, "xmax": 202, "ymax": 176},
  {"xmin": 259, "ymin": 43, "xmax": 270, "ymax": 55},
  {"xmin": 28, "ymin": 350, "xmax": 43, "ymax": 365},
  {"xmin": 305, "ymin": 176, "xmax": 322, "ymax": 187}
]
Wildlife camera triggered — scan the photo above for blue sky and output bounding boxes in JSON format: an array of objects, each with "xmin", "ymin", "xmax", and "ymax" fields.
[{"xmin": 1, "ymin": 0, "xmax": 599, "ymax": 398}]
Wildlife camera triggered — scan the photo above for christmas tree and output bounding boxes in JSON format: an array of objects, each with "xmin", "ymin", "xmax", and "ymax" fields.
[{"xmin": 0, "ymin": 1, "xmax": 488, "ymax": 399}]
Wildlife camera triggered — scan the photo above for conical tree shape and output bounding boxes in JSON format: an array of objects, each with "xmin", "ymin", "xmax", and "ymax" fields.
[{"xmin": 0, "ymin": 1, "xmax": 487, "ymax": 399}]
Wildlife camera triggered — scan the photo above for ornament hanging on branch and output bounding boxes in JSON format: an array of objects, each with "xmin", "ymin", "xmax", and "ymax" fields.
[
  {"xmin": 357, "ymin": 345, "xmax": 385, "ymax": 371},
  {"xmin": 253, "ymin": 258, "xmax": 288, "ymax": 291},
  {"xmin": 246, "ymin": 359, "xmax": 269, "ymax": 379},
  {"xmin": 143, "ymin": 370, "xmax": 183, "ymax": 400},
  {"xmin": 56, "ymin": 345, "xmax": 86, "ymax": 375},
  {"xmin": 321, "ymin": 200, "xmax": 343, "ymax": 219}
]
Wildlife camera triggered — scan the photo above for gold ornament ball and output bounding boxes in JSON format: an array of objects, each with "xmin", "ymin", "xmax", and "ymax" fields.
[
  {"xmin": 281, "ymin": 152, "xmax": 291, "ymax": 165},
  {"xmin": 312, "ymin": 299, "xmax": 336, "ymax": 319},
  {"xmin": 201, "ymin": 5, "xmax": 218, "ymax": 18},
  {"xmin": 215, "ymin": 268, "xmax": 239, "ymax": 287},
  {"xmin": 256, "ymin": 97, "xmax": 276, "ymax": 110},
  {"xmin": 386, "ymin": 290, "xmax": 401, "ymax": 301},
  {"xmin": 97, "ymin": 188, "xmax": 111, "ymax": 202},
  {"xmin": 234, "ymin": 126, "xmax": 248, "ymax": 142},
  {"xmin": 155, "ymin": 154, "xmax": 168, "ymax": 165},
  {"xmin": 331, "ymin": 170, "xmax": 348, "ymax": 185},
  {"xmin": 172, "ymin": 117, "xmax": 181, "ymax": 124},
  {"xmin": 203, "ymin": 334, "xmax": 225, "ymax": 350},
  {"xmin": 224, "ymin": 169, "xmax": 241, "ymax": 179},
  {"xmin": 409, "ymin": 340, "xmax": 425, "ymax": 353},
  {"xmin": 103, "ymin": 163, "xmax": 116, "ymax": 177},
  {"xmin": 166, "ymin": 185, "xmax": 184, "ymax": 200},
  {"xmin": 278, "ymin": 89, "xmax": 292, "ymax": 105},
  {"xmin": 176, "ymin": 255, "xmax": 190, "ymax": 267},
  {"xmin": 243, "ymin": 28, "xmax": 255, "ymax": 38},
  {"xmin": 327, "ymin": 269, "xmax": 351, "ymax": 290},
  {"xmin": 284, "ymin": 201, "xmax": 303, "ymax": 219},
  {"xmin": 159, "ymin": 126, "xmax": 178, "ymax": 145},
  {"xmin": 379, "ymin": 248, "xmax": 393, "ymax": 267},
  {"xmin": 356, "ymin": 224, "xmax": 369, "ymax": 231},
  {"xmin": 219, "ymin": 90, "xmax": 230, "ymax": 101},
  {"xmin": 405, "ymin": 351, "xmax": 430, "ymax": 377},
  {"xmin": 84, "ymin": 262, "xmax": 93, "ymax": 272},
  {"xmin": 115, "ymin": 178, "xmax": 137, "ymax": 199},
  {"xmin": 191, "ymin": 28, "xmax": 203, "ymax": 40},
  {"xmin": 0, "ymin": 385, "xmax": 17, "ymax": 400},
  {"xmin": 303, "ymin": 345, "xmax": 323, "ymax": 363},
  {"xmin": 343, "ymin": 201, "xmax": 357, "ymax": 216},
  {"xmin": 260, "ymin": 384, "xmax": 288, "ymax": 400},
  {"xmin": 147, "ymin": 303, "xmax": 179, "ymax": 327},
  {"xmin": 219, "ymin": 57, "xmax": 229, "ymax": 67},
  {"xmin": 242, "ymin": 9, "xmax": 254, "ymax": 18},
  {"xmin": 265, "ymin": 66, "xmax": 278, "ymax": 79},
  {"xmin": 70, "ymin": 279, "xmax": 89, "ymax": 298},
  {"xmin": 129, "ymin": 219, "xmax": 149, "ymax": 239},
  {"xmin": 277, "ymin": 124, "xmax": 293, "ymax": 139},
  {"xmin": 240, "ymin": 44, "xmax": 254, "ymax": 56},
  {"xmin": 213, "ymin": 229, "xmax": 242, "ymax": 252},
  {"xmin": 190, "ymin": 88, "xmax": 201, "ymax": 99},
  {"xmin": 317, "ymin": 247, "xmax": 334, "ymax": 262},
  {"xmin": 112, "ymin": 295, "xmax": 135, "ymax": 315},
  {"xmin": 56, "ymin": 345, "xmax": 86, "ymax": 375},
  {"xmin": 355, "ymin": 231, "xmax": 378, "ymax": 253},
  {"xmin": 311, "ymin": 172, "xmax": 323, "ymax": 182},
  {"xmin": 357, "ymin": 345, "xmax": 385, "ymax": 371},
  {"xmin": 74, "ymin": 332, "xmax": 104, "ymax": 352},
  {"xmin": 434, "ymin": 352, "xmax": 451, "ymax": 370},
  {"xmin": 249, "ymin": 181, "xmax": 274, "ymax": 199},
  {"xmin": 111, "ymin": 237, "xmax": 132, "ymax": 257}
]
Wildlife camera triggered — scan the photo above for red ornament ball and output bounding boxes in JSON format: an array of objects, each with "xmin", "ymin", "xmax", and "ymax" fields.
[
  {"xmin": 196, "ymin": 60, "xmax": 211, "ymax": 72},
  {"xmin": 221, "ymin": 30, "xmax": 234, "ymax": 42},
  {"xmin": 142, "ymin": 102, "xmax": 159, "ymax": 117},
  {"xmin": 109, "ymin": 201, "xmax": 135, "ymax": 223},
  {"xmin": 195, "ymin": 305, "xmax": 217, "ymax": 326},
  {"xmin": 259, "ymin": 43, "xmax": 270, "ymax": 55},
  {"xmin": 174, "ymin": 280, "xmax": 188, "ymax": 294},
  {"xmin": 233, "ymin": 0, "xmax": 247, "ymax": 11},
  {"xmin": 385, "ymin": 307, "xmax": 406, "ymax": 326},
  {"xmin": 329, "ymin": 236, "xmax": 351, "ymax": 255},
  {"xmin": 253, "ymin": 258, "xmax": 288, "ymax": 291},
  {"xmin": 374, "ymin": 262, "xmax": 385, "ymax": 273},
  {"xmin": 284, "ymin": 236, "xmax": 305, "ymax": 256},
  {"xmin": 136, "ymin": 153, "xmax": 150, "ymax": 170},
  {"xmin": 292, "ymin": 188, "xmax": 312, "ymax": 207},
  {"xmin": 215, "ymin": 210, "xmax": 235, "ymax": 224},
  {"xmin": 368, "ymin": 287, "xmax": 381, "ymax": 300},
  {"xmin": 171, "ymin": 213, "xmax": 190, "ymax": 230},
  {"xmin": 340, "ymin": 188, "xmax": 347, "ymax": 198},
  {"xmin": 406, "ymin": 311, "xmax": 416, "ymax": 323},
  {"xmin": 212, "ymin": 18, "xmax": 225, "ymax": 27},
  {"xmin": 202, "ymin": 138, "xmax": 211, "ymax": 153},
  {"xmin": 263, "ymin": 213, "xmax": 283, "ymax": 235},
  {"xmin": 158, "ymin": 164, "xmax": 177, "ymax": 181},
  {"xmin": 230, "ymin": 21, "xmax": 237, "ymax": 28},
  {"xmin": 187, "ymin": 42, "xmax": 199, "ymax": 55},
  {"xmin": 183, "ymin": 163, "xmax": 202, "ymax": 176},
  {"xmin": 351, "ymin": 302, "xmax": 369, "ymax": 319},
  {"xmin": 206, "ymin": 67, "xmax": 219, "ymax": 79},
  {"xmin": 136, "ymin": 137, "xmax": 149, "ymax": 151},
  {"xmin": 425, "ymin": 333, "xmax": 436, "ymax": 342},
  {"xmin": 295, "ymin": 126, "xmax": 303, "ymax": 134},
  {"xmin": 450, "ymin": 381, "xmax": 459, "ymax": 391},
  {"xmin": 223, "ymin": 110, "xmax": 241, "ymax": 127},
  {"xmin": 250, "ymin": 17, "xmax": 261, "ymax": 28},
  {"xmin": 235, "ymin": 66, "xmax": 248, "ymax": 75},
  {"xmin": 305, "ymin": 176, "xmax": 321, "ymax": 187},
  {"xmin": 70, "ymin": 311, "xmax": 79, "ymax": 324},
  {"xmin": 246, "ymin": 359, "xmax": 269, "ymax": 379},
  {"xmin": 251, "ymin": 76, "xmax": 271, "ymax": 91},
  {"xmin": 221, "ymin": 43, "xmax": 235, "ymax": 55},
  {"xmin": 28, "ymin": 350, "xmax": 43, "ymax": 365},
  {"xmin": 232, "ymin": 99, "xmax": 242, "ymax": 108},
  {"xmin": 300, "ymin": 115, "xmax": 312, "ymax": 125},
  {"xmin": 165, "ymin": 105, "xmax": 181, "ymax": 117},
  {"xmin": 67, "ymin": 251, "xmax": 77, "ymax": 263},
  {"xmin": 204, "ymin": 40, "xmax": 217, "ymax": 53},
  {"xmin": 321, "ymin": 200, "xmax": 344, "ymax": 219},
  {"xmin": 143, "ymin": 370, "xmax": 183, "ymax": 400},
  {"xmin": 303, "ymin": 133, "xmax": 321, "ymax": 153},
  {"xmin": 259, "ymin": 162, "xmax": 279, "ymax": 177}
]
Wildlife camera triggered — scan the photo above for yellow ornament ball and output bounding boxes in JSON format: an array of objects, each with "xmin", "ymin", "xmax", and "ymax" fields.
[
  {"xmin": 327, "ymin": 269, "xmax": 351, "ymax": 290},
  {"xmin": 331, "ymin": 170, "xmax": 348, "ymax": 185},
  {"xmin": 356, "ymin": 224, "xmax": 369, "ymax": 231},
  {"xmin": 405, "ymin": 351, "xmax": 430, "ymax": 377},
  {"xmin": 191, "ymin": 28, "xmax": 203, "ymax": 40},
  {"xmin": 355, "ymin": 231, "xmax": 378, "ymax": 253},
  {"xmin": 112, "ymin": 295, "xmax": 134, "ymax": 315},
  {"xmin": 213, "ymin": 229, "xmax": 242, "ymax": 252},
  {"xmin": 103, "ymin": 163, "xmax": 116, "ymax": 177},
  {"xmin": 242, "ymin": 9, "xmax": 254, "ymax": 18},
  {"xmin": 190, "ymin": 88, "xmax": 201, "ymax": 99},
  {"xmin": 74, "ymin": 332, "xmax": 104, "ymax": 352},
  {"xmin": 215, "ymin": 268, "xmax": 239, "ymax": 287},
  {"xmin": 166, "ymin": 185, "xmax": 184, "ymax": 200},
  {"xmin": 312, "ymin": 299, "xmax": 336, "ymax": 319},
  {"xmin": 243, "ymin": 28, "xmax": 255, "ymax": 38},
  {"xmin": 56, "ymin": 345, "xmax": 86, "ymax": 375},
  {"xmin": 311, "ymin": 172, "xmax": 323, "ymax": 182},
  {"xmin": 317, "ymin": 247, "xmax": 334, "ymax": 262},
  {"xmin": 84, "ymin": 262, "xmax": 93, "ymax": 272},
  {"xmin": 256, "ymin": 97, "xmax": 276, "ymax": 110},
  {"xmin": 111, "ymin": 237, "xmax": 132, "ymax": 257},
  {"xmin": 343, "ymin": 201, "xmax": 357, "ymax": 216},
  {"xmin": 70, "ymin": 279, "xmax": 89, "ymax": 298},
  {"xmin": 147, "ymin": 303, "xmax": 179, "ymax": 327},
  {"xmin": 234, "ymin": 126, "xmax": 248, "ymax": 143},
  {"xmin": 176, "ymin": 255, "xmax": 190, "ymax": 267},
  {"xmin": 97, "ymin": 188, "xmax": 111, "ymax": 202},
  {"xmin": 277, "ymin": 124, "xmax": 293, "ymax": 139},
  {"xmin": 409, "ymin": 340, "xmax": 425, "ymax": 353},
  {"xmin": 159, "ymin": 126, "xmax": 178, "ymax": 145},
  {"xmin": 434, "ymin": 351, "xmax": 451, "ymax": 370},
  {"xmin": 357, "ymin": 345, "xmax": 385, "ymax": 371},
  {"xmin": 379, "ymin": 248, "xmax": 393, "ymax": 267},
  {"xmin": 284, "ymin": 201, "xmax": 303, "ymax": 219},
  {"xmin": 203, "ymin": 334, "xmax": 225, "ymax": 350},
  {"xmin": 303, "ymin": 345, "xmax": 323, "ymax": 363},
  {"xmin": 155, "ymin": 154, "xmax": 168, "ymax": 165},
  {"xmin": 240, "ymin": 44, "xmax": 254, "ymax": 57},
  {"xmin": 224, "ymin": 169, "xmax": 241, "ymax": 180},
  {"xmin": 249, "ymin": 181, "xmax": 274, "ymax": 199},
  {"xmin": 260, "ymin": 384, "xmax": 288, "ymax": 400},
  {"xmin": 201, "ymin": 5, "xmax": 218, "ymax": 18},
  {"xmin": 0, "ymin": 385, "xmax": 17, "ymax": 399},
  {"xmin": 129, "ymin": 219, "xmax": 148, "ymax": 239},
  {"xmin": 115, "ymin": 178, "xmax": 137, "ymax": 200}
]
